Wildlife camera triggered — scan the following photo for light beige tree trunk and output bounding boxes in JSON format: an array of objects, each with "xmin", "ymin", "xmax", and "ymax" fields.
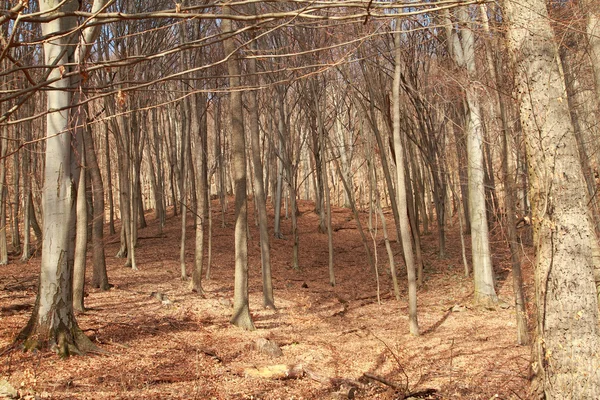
[
  {"xmin": 192, "ymin": 93, "xmax": 208, "ymax": 294},
  {"xmin": 83, "ymin": 117, "xmax": 109, "ymax": 290},
  {"xmin": 18, "ymin": 0, "xmax": 98, "ymax": 355},
  {"xmin": 73, "ymin": 143, "xmax": 87, "ymax": 313},
  {"xmin": 222, "ymin": 5, "xmax": 254, "ymax": 330},
  {"xmin": 446, "ymin": 6, "xmax": 497, "ymax": 306},
  {"xmin": 248, "ymin": 37, "xmax": 274, "ymax": 307},
  {"xmin": 393, "ymin": 26, "xmax": 418, "ymax": 335},
  {"xmin": 504, "ymin": 0, "xmax": 600, "ymax": 396},
  {"xmin": 480, "ymin": 3, "xmax": 528, "ymax": 344}
]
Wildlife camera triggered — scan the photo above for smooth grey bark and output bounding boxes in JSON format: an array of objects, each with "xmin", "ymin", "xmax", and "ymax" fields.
[
  {"xmin": 505, "ymin": 0, "xmax": 600, "ymax": 396},
  {"xmin": 273, "ymin": 94, "xmax": 286, "ymax": 240},
  {"xmin": 248, "ymin": 43, "xmax": 275, "ymax": 307},
  {"xmin": 223, "ymin": 6, "xmax": 254, "ymax": 330},
  {"xmin": 356, "ymin": 68, "xmax": 404, "ymax": 254},
  {"xmin": 10, "ymin": 141, "xmax": 20, "ymax": 255},
  {"xmin": 21, "ymin": 132, "xmax": 32, "ymax": 261},
  {"xmin": 192, "ymin": 93, "xmax": 208, "ymax": 294},
  {"xmin": 404, "ymin": 139, "xmax": 424, "ymax": 285},
  {"xmin": 445, "ymin": 6, "xmax": 497, "ymax": 306},
  {"xmin": 18, "ymin": 0, "xmax": 100, "ymax": 355},
  {"xmin": 179, "ymin": 101, "xmax": 190, "ymax": 281},
  {"xmin": 480, "ymin": 3, "xmax": 528, "ymax": 343},
  {"xmin": 104, "ymin": 123, "xmax": 116, "ymax": 235},
  {"xmin": 312, "ymin": 81, "xmax": 334, "ymax": 283},
  {"xmin": 73, "ymin": 143, "xmax": 87, "ymax": 313},
  {"xmin": 83, "ymin": 113, "xmax": 109, "ymax": 290},
  {"xmin": 393, "ymin": 28, "xmax": 418, "ymax": 335},
  {"xmin": 371, "ymin": 156, "xmax": 400, "ymax": 300}
]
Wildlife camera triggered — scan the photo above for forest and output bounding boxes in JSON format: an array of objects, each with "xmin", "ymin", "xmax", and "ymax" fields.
[{"xmin": 1, "ymin": 0, "xmax": 600, "ymax": 398}]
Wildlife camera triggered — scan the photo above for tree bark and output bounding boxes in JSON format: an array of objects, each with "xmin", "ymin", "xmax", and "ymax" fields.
[
  {"xmin": 73, "ymin": 140, "xmax": 87, "ymax": 313},
  {"xmin": 83, "ymin": 111, "xmax": 109, "ymax": 290},
  {"xmin": 393, "ymin": 27, "xmax": 418, "ymax": 335},
  {"xmin": 446, "ymin": 6, "xmax": 497, "ymax": 306},
  {"xmin": 248, "ymin": 36, "xmax": 275, "ymax": 307},
  {"xmin": 504, "ymin": 0, "xmax": 600, "ymax": 396},
  {"xmin": 222, "ymin": 5, "xmax": 255, "ymax": 330},
  {"xmin": 18, "ymin": 0, "xmax": 98, "ymax": 355}
]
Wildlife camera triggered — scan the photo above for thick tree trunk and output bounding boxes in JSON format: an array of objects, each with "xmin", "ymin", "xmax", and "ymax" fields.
[
  {"xmin": 223, "ymin": 6, "xmax": 254, "ymax": 330},
  {"xmin": 504, "ymin": 0, "xmax": 600, "ymax": 396},
  {"xmin": 19, "ymin": 0, "xmax": 97, "ymax": 355}
]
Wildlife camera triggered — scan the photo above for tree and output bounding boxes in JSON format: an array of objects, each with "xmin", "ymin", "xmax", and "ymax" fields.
[
  {"xmin": 392, "ymin": 20, "xmax": 418, "ymax": 336},
  {"xmin": 504, "ymin": 0, "xmax": 600, "ymax": 396},
  {"xmin": 222, "ymin": 3, "xmax": 254, "ymax": 330},
  {"xmin": 17, "ymin": 0, "xmax": 101, "ymax": 356},
  {"xmin": 445, "ymin": 6, "xmax": 497, "ymax": 306}
]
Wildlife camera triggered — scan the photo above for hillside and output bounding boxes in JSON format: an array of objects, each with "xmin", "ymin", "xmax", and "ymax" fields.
[{"xmin": 0, "ymin": 199, "xmax": 532, "ymax": 399}]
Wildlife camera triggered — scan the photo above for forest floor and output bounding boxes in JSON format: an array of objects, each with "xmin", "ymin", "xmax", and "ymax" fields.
[{"xmin": 0, "ymin": 198, "xmax": 533, "ymax": 399}]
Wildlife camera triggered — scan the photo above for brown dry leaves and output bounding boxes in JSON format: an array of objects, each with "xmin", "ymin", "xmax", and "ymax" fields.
[{"xmin": 0, "ymin": 199, "xmax": 532, "ymax": 399}]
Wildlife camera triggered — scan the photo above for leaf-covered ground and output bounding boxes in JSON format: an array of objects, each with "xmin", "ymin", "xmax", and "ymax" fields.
[{"xmin": 0, "ymin": 199, "xmax": 532, "ymax": 399}]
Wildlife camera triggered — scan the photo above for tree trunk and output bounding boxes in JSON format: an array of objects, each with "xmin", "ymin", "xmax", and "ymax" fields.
[
  {"xmin": 446, "ymin": 6, "xmax": 497, "ymax": 306},
  {"xmin": 223, "ymin": 6, "xmax": 254, "ymax": 330},
  {"xmin": 480, "ymin": 3, "xmax": 529, "ymax": 344},
  {"xmin": 248, "ymin": 40, "xmax": 275, "ymax": 307},
  {"xmin": 83, "ymin": 110, "xmax": 109, "ymax": 290},
  {"xmin": 192, "ymin": 93, "xmax": 208, "ymax": 294},
  {"xmin": 18, "ymin": 0, "xmax": 98, "ymax": 355},
  {"xmin": 104, "ymin": 123, "xmax": 116, "ymax": 235},
  {"xmin": 393, "ymin": 29, "xmax": 418, "ymax": 335},
  {"xmin": 0, "ymin": 128, "xmax": 8, "ymax": 265},
  {"xmin": 504, "ymin": 0, "xmax": 600, "ymax": 396},
  {"xmin": 73, "ymin": 140, "xmax": 87, "ymax": 313}
]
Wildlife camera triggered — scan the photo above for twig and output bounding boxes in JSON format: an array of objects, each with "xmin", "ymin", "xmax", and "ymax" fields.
[
  {"xmin": 362, "ymin": 372, "xmax": 402, "ymax": 390},
  {"xmin": 368, "ymin": 330, "xmax": 409, "ymax": 391}
]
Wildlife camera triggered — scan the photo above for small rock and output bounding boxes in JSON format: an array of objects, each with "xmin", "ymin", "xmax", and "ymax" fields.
[
  {"xmin": 0, "ymin": 379, "xmax": 18, "ymax": 399},
  {"xmin": 218, "ymin": 298, "xmax": 233, "ymax": 308},
  {"xmin": 301, "ymin": 282, "xmax": 308, "ymax": 289},
  {"xmin": 498, "ymin": 300, "xmax": 511, "ymax": 309},
  {"xmin": 254, "ymin": 338, "xmax": 283, "ymax": 358},
  {"xmin": 451, "ymin": 304, "xmax": 467, "ymax": 313}
]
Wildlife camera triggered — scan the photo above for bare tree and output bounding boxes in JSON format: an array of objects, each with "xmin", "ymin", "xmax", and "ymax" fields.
[
  {"xmin": 222, "ymin": 3, "xmax": 254, "ymax": 330},
  {"xmin": 504, "ymin": 0, "xmax": 600, "ymax": 396}
]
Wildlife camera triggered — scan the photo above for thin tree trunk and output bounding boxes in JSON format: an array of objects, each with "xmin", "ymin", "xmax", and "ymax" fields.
[
  {"xmin": 73, "ymin": 140, "xmax": 87, "ymax": 313},
  {"xmin": 223, "ymin": 6, "xmax": 254, "ymax": 330},
  {"xmin": 192, "ymin": 94, "xmax": 208, "ymax": 294},
  {"xmin": 480, "ymin": 3, "xmax": 528, "ymax": 344},
  {"xmin": 393, "ymin": 29, "xmax": 419, "ymax": 335},
  {"xmin": 104, "ymin": 123, "xmax": 116, "ymax": 235},
  {"xmin": 248, "ymin": 40, "xmax": 275, "ymax": 307},
  {"xmin": 0, "ymin": 129, "xmax": 8, "ymax": 265},
  {"xmin": 83, "ymin": 109, "xmax": 109, "ymax": 290}
]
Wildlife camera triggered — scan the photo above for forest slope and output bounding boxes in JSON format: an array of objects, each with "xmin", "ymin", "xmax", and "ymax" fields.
[{"xmin": 0, "ymin": 199, "xmax": 532, "ymax": 399}]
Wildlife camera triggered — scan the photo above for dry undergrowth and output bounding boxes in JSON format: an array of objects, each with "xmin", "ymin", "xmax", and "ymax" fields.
[{"xmin": 0, "ymin": 199, "xmax": 532, "ymax": 399}]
